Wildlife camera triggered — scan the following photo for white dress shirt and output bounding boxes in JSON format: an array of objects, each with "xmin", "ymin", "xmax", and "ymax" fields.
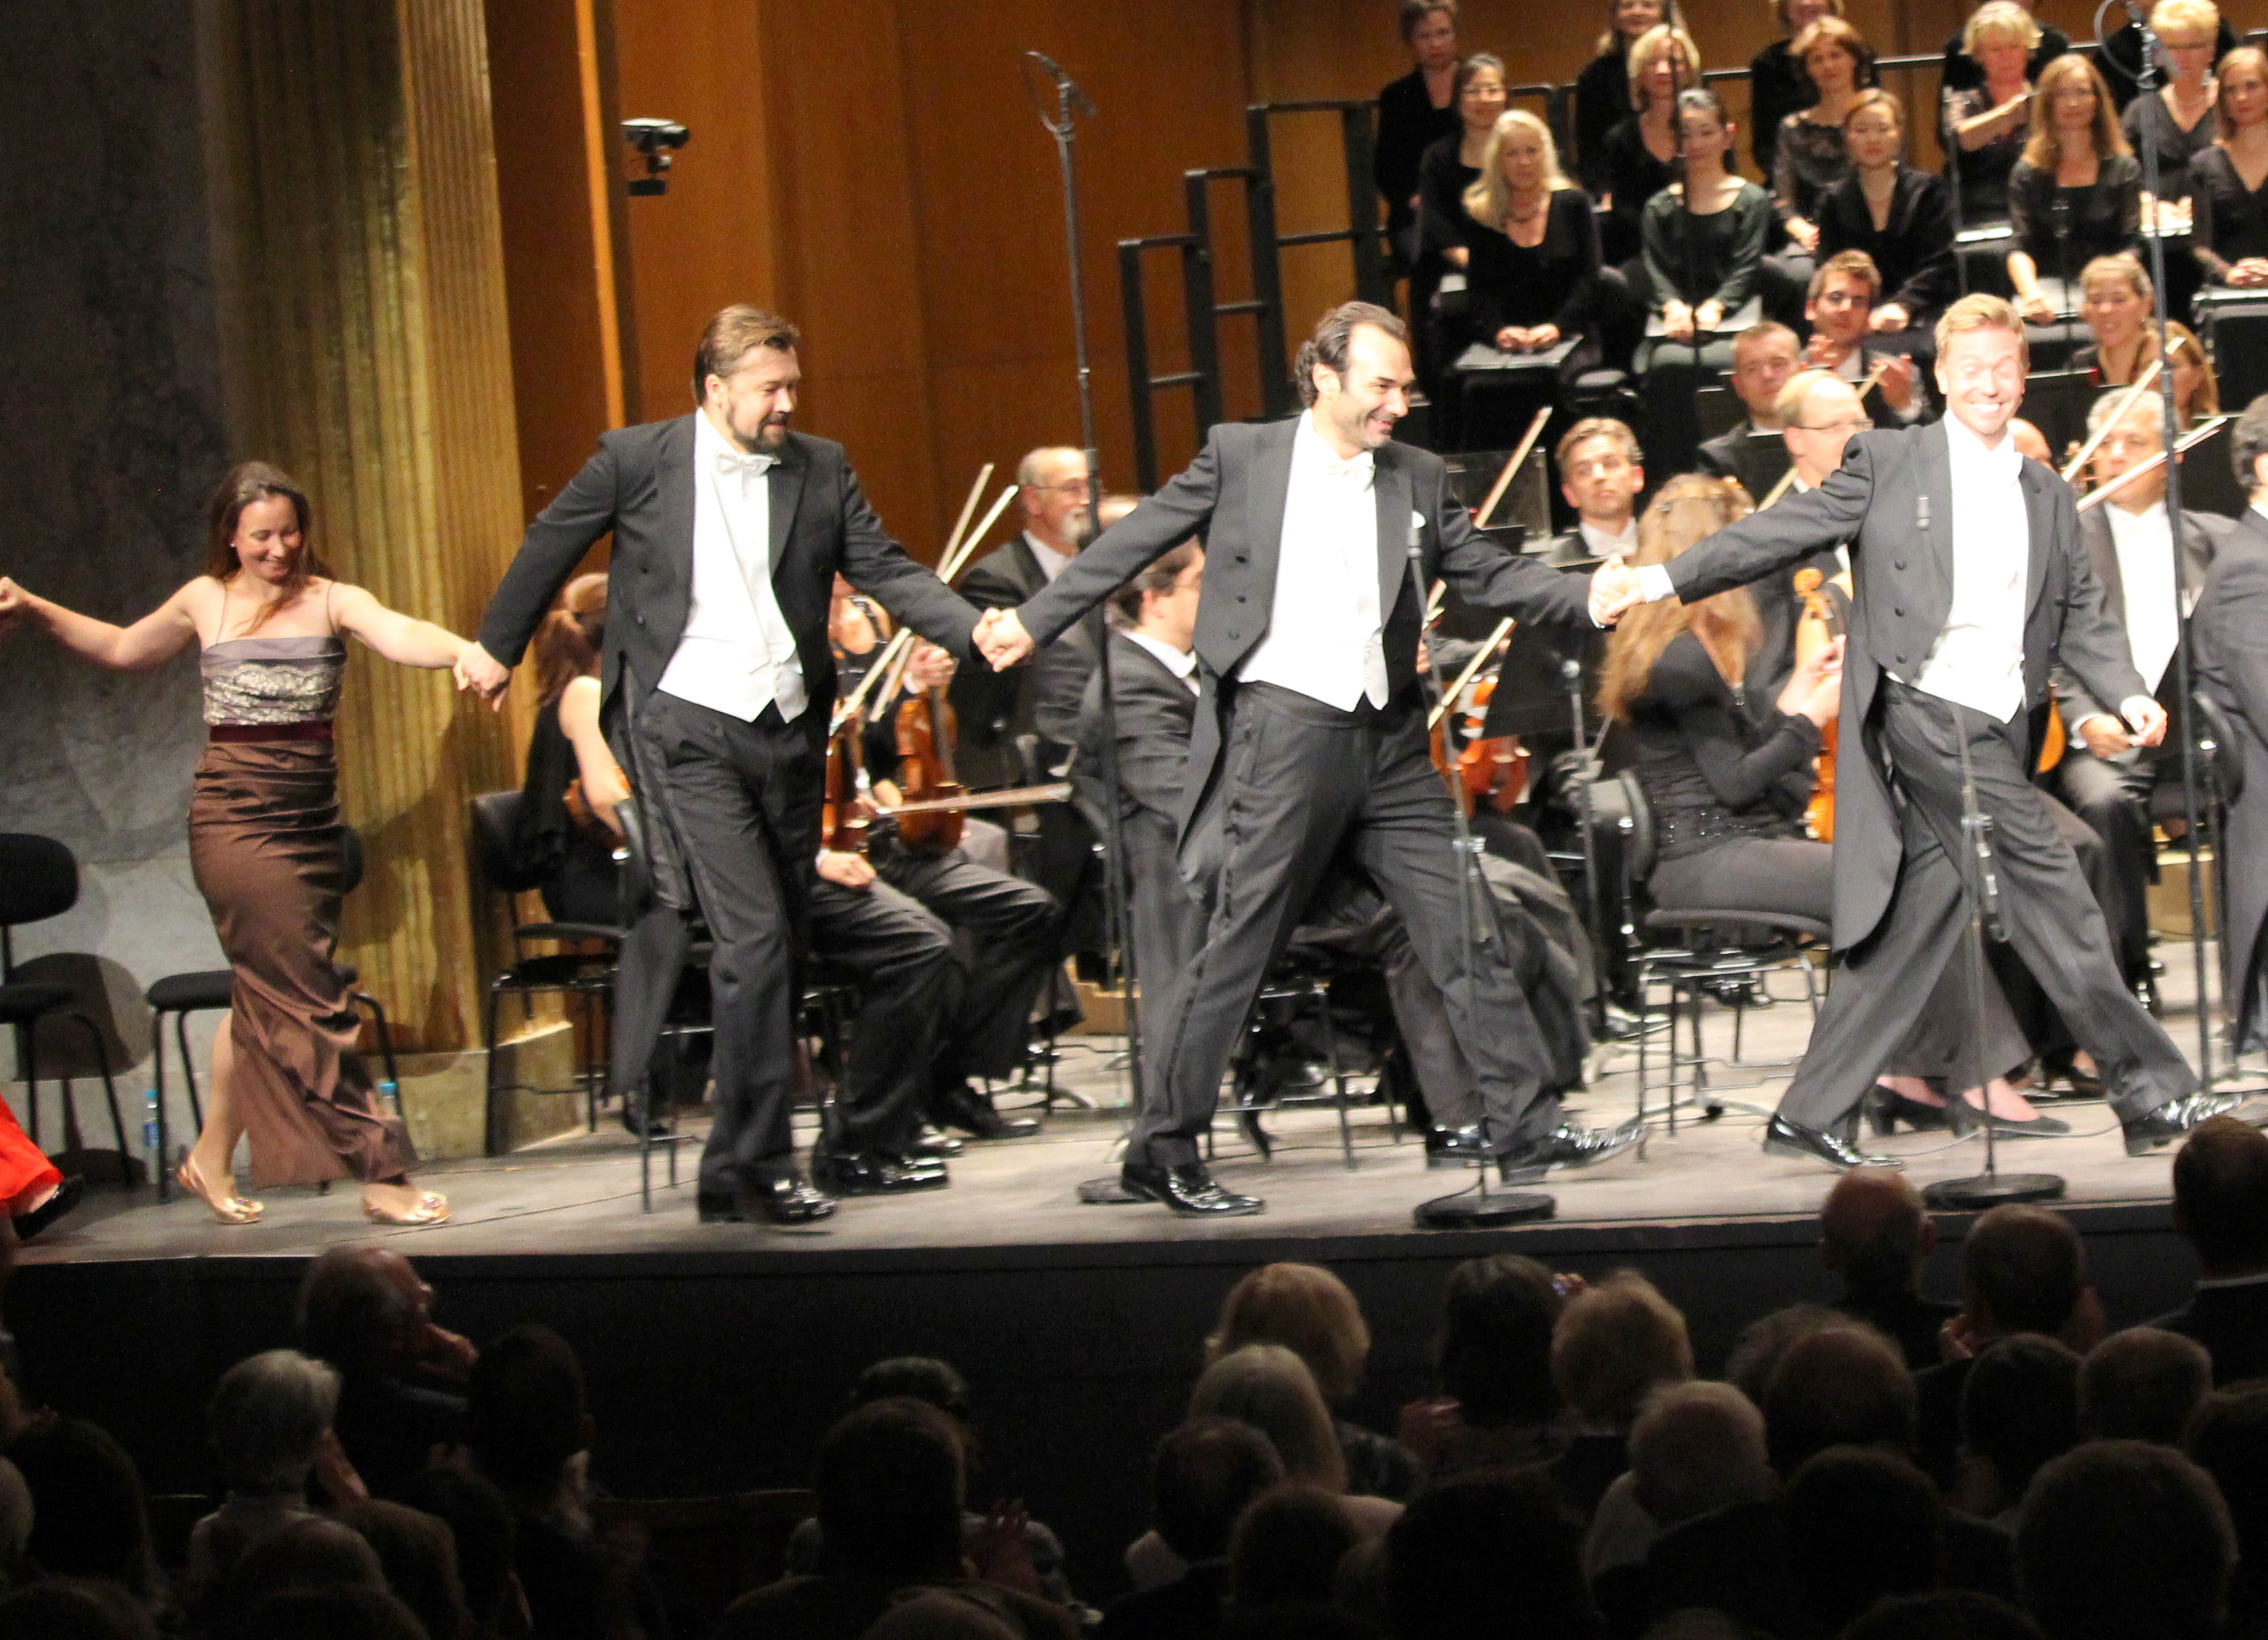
[
  {"xmin": 1025, "ymin": 532, "xmax": 1072, "ymax": 584},
  {"xmin": 1913, "ymin": 414, "xmax": 2029, "ymax": 721},
  {"xmin": 656, "ymin": 411, "xmax": 808, "ymax": 723},
  {"xmin": 1126, "ymin": 630, "xmax": 1200, "ymax": 693},
  {"xmin": 2105, "ymin": 499, "xmax": 2181, "ymax": 694},
  {"xmin": 1236, "ymin": 412, "xmax": 1392, "ymax": 711},
  {"xmin": 1579, "ymin": 516, "xmax": 1639, "ymax": 560}
]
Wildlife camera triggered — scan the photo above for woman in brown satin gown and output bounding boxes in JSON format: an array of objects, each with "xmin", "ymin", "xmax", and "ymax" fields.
[{"xmin": 0, "ymin": 462, "xmax": 488, "ymax": 1226}]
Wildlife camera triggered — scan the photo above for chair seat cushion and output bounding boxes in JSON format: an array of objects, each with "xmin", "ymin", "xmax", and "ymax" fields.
[
  {"xmin": 1643, "ymin": 908, "xmax": 1830, "ymax": 943},
  {"xmin": 0, "ymin": 982, "xmax": 73, "ymax": 1024},
  {"xmin": 146, "ymin": 970, "xmax": 237, "ymax": 1012}
]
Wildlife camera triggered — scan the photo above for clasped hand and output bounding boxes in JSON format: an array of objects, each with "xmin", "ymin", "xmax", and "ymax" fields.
[
  {"xmin": 972, "ymin": 606, "xmax": 1036, "ymax": 669},
  {"xmin": 1587, "ymin": 555, "xmax": 1646, "ymax": 626}
]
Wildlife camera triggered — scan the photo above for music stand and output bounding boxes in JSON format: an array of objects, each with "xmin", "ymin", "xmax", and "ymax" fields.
[{"xmin": 2020, "ymin": 370, "xmax": 2097, "ymax": 462}]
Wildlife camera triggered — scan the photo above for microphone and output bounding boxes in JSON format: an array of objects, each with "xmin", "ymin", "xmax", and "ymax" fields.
[{"xmin": 1024, "ymin": 50, "xmax": 1098, "ymax": 115}]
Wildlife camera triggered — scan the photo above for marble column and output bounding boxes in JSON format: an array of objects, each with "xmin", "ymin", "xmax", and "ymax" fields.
[{"xmin": 200, "ymin": 0, "xmax": 530, "ymax": 1050}]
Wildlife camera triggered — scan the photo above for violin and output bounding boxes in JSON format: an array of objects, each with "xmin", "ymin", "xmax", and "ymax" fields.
[
  {"xmin": 822, "ymin": 716, "xmax": 871, "ymax": 855},
  {"xmin": 891, "ymin": 678, "xmax": 965, "ymax": 857},
  {"xmin": 1456, "ymin": 676, "xmax": 1530, "ymax": 812},
  {"xmin": 1792, "ymin": 566, "xmax": 1847, "ymax": 843}
]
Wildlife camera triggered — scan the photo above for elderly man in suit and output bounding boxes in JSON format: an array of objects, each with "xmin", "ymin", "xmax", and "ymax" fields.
[
  {"xmin": 461, "ymin": 306, "xmax": 985, "ymax": 1225},
  {"xmin": 2053, "ymin": 391, "xmax": 2223, "ymax": 1000},
  {"xmin": 982, "ymin": 301, "xmax": 1637, "ymax": 1215},
  {"xmin": 1602, "ymin": 292, "xmax": 2222, "ymax": 1168}
]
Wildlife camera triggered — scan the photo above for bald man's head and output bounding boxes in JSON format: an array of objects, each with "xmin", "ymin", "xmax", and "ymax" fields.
[{"xmin": 1821, "ymin": 1168, "xmax": 1936, "ymax": 1298}]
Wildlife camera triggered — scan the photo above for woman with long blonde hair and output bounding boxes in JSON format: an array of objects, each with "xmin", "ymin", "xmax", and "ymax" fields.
[
  {"xmin": 2007, "ymin": 54, "xmax": 2141, "ymax": 322},
  {"xmin": 1453, "ymin": 111, "xmax": 1606, "ymax": 420}
]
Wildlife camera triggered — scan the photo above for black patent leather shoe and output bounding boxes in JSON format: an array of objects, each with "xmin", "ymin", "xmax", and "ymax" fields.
[
  {"xmin": 1867, "ymin": 1086, "xmax": 1951, "ymax": 1136},
  {"xmin": 2123, "ymin": 1094, "xmax": 2241, "ymax": 1156},
  {"xmin": 12, "ymin": 1175, "xmax": 82, "ymax": 1241},
  {"xmin": 1424, "ymin": 1125, "xmax": 1489, "ymax": 1168},
  {"xmin": 1119, "ymin": 1161, "xmax": 1265, "ymax": 1217},
  {"xmin": 1494, "ymin": 1119, "xmax": 1646, "ymax": 1183},
  {"xmin": 695, "ymin": 1190, "xmax": 746, "ymax": 1224},
  {"xmin": 909, "ymin": 1125, "xmax": 965, "ymax": 1159},
  {"xmin": 812, "ymin": 1146, "xmax": 949, "ymax": 1195},
  {"xmin": 936, "ymin": 1083, "xmax": 1041, "ymax": 1141},
  {"xmin": 749, "ymin": 1175, "xmax": 839, "ymax": 1224},
  {"xmin": 1762, "ymin": 1113, "xmax": 1904, "ymax": 1171}
]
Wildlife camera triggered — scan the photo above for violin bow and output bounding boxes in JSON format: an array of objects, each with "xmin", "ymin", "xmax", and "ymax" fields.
[
  {"xmin": 2060, "ymin": 357, "xmax": 2164, "ymax": 485},
  {"xmin": 1428, "ymin": 616, "xmax": 1516, "ymax": 732},
  {"xmin": 1474, "ymin": 404, "xmax": 1555, "ymax": 532}
]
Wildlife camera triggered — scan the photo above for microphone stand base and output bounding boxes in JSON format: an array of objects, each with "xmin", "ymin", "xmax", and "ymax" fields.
[
  {"xmin": 1922, "ymin": 1171, "xmax": 2066, "ymax": 1210},
  {"xmin": 1413, "ymin": 1186, "xmax": 1556, "ymax": 1229}
]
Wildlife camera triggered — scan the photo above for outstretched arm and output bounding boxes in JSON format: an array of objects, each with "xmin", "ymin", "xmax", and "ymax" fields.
[
  {"xmin": 0, "ymin": 575, "xmax": 201, "ymax": 671},
  {"xmin": 331, "ymin": 583, "xmax": 479, "ymax": 673},
  {"xmin": 1662, "ymin": 440, "xmax": 1878, "ymax": 604}
]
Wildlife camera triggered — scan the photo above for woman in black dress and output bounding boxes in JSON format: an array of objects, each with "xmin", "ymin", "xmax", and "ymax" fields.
[
  {"xmin": 1413, "ymin": 54, "xmax": 1509, "ymax": 391},
  {"xmin": 1598, "ymin": 474, "xmax": 2060, "ymax": 1134},
  {"xmin": 1772, "ymin": 16, "xmax": 1873, "ymax": 257},
  {"xmin": 1375, "ymin": 1, "xmax": 1462, "ymax": 273},
  {"xmin": 1750, "ymin": 0, "xmax": 1841, "ymax": 180},
  {"xmin": 512, "ymin": 573, "xmax": 626, "ymax": 926},
  {"xmin": 1599, "ymin": 22, "xmax": 1702, "ymax": 266},
  {"xmin": 1815, "ymin": 90, "xmax": 1958, "ymax": 344},
  {"xmin": 2119, "ymin": 0, "xmax": 2222, "ymax": 221},
  {"xmin": 1941, "ymin": 0, "xmax": 2043, "ymax": 227},
  {"xmin": 2192, "ymin": 46, "xmax": 2268, "ymax": 288},
  {"xmin": 1574, "ymin": 0, "xmax": 1682, "ymax": 194},
  {"xmin": 2007, "ymin": 54, "xmax": 2141, "ymax": 323}
]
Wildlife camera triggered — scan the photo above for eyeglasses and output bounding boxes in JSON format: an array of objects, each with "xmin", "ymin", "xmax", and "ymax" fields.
[{"xmin": 1794, "ymin": 417, "xmax": 1873, "ymax": 434}]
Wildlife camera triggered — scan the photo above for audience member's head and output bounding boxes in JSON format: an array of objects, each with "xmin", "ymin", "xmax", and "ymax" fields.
[
  {"xmin": 1436, "ymin": 1254, "xmax": 1566, "ymax": 1430},
  {"xmin": 1220, "ymin": 1606, "xmax": 1380, "ymax": 1640},
  {"xmin": 1782, "ymin": 1446, "xmax": 1943, "ymax": 1636},
  {"xmin": 2185, "ymin": 1387, "xmax": 2268, "ymax": 1626},
  {"xmin": 862, "ymin": 1588, "xmax": 1022, "ymax": 1640},
  {"xmin": 1821, "ymin": 1168, "xmax": 1938, "ymax": 1299},
  {"xmin": 1628, "ymin": 1381, "xmax": 1774, "ymax": 1529},
  {"xmin": 814, "ymin": 1398, "xmax": 967, "ymax": 1583},
  {"xmin": 1207, "ymin": 1262, "xmax": 1375, "ymax": 1409},
  {"xmin": 1764, "ymin": 1323, "xmax": 1915, "ymax": 1475},
  {"xmin": 1841, "ymin": 1592, "xmax": 2047, "ymax": 1640},
  {"xmin": 1637, "ymin": 1614, "xmax": 1753, "ymax": 1640},
  {"xmin": 1551, "ymin": 1270, "xmax": 1693, "ymax": 1430},
  {"xmin": 1959, "ymin": 1335, "xmax": 2081, "ymax": 1513},
  {"xmin": 392, "ymin": 1467, "xmax": 517, "ymax": 1639},
  {"xmin": 2018, "ymin": 1442, "xmax": 2235, "ymax": 1640},
  {"xmin": 1961, "ymin": 1206, "xmax": 2090, "ymax": 1344},
  {"xmin": 2171, "ymin": 1115, "xmax": 2268, "ymax": 1278},
  {"xmin": 1190, "ymin": 1345, "xmax": 1348, "ymax": 1491},
  {"xmin": 1151, "ymin": 1417, "xmax": 1286, "ymax": 1566},
  {"xmin": 222, "ymin": 1514, "xmax": 388, "ymax": 1617},
  {"xmin": 1725, "ymin": 1305, "xmax": 1852, "ymax": 1407},
  {"xmin": 850, "ymin": 1357, "xmax": 972, "ymax": 1422},
  {"xmin": 341, "ymin": 1498, "xmax": 470, "ymax": 1640},
  {"xmin": 236, "ymin": 1587, "xmax": 431, "ymax": 1640},
  {"xmin": 298, "ymin": 1247, "xmax": 440, "ymax": 1379},
  {"xmin": 2079, "ymin": 1328, "xmax": 2212, "ymax": 1445},
  {"xmin": 0, "ymin": 1457, "xmax": 30, "ymax": 1584},
  {"xmin": 1384, "ymin": 1469, "xmax": 1595, "ymax": 1640},
  {"xmin": 1226, "ymin": 1483, "xmax": 1361, "ymax": 1611},
  {"xmin": 465, "ymin": 1323, "xmax": 591, "ymax": 1504},
  {"xmin": 207, "ymin": 1349, "xmax": 340, "ymax": 1499},
  {"xmin": 10, "ymin": 1417, "xmax": 160, "ymax": 1605},
  {"xmin": 0, "ymin": 1578, "xmax": 158, "ymax": 1640}
]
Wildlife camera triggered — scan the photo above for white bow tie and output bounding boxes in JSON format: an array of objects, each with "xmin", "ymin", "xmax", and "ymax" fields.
[
  {"xmin": 715, "ymin": 448, "xmax": 776, "ymax": 483},
  {"xmin": 1320, "ymin": 450, "xmax": 1374, "ymax": 486}
]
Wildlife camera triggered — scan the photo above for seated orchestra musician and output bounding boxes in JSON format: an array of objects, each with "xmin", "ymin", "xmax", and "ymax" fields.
[
  {"xmin": 1597, "ymin": 473, "xmax": 2065, "ymax": 1135},
  {"xmin": 1635, "ymin": 88, "xmax": 1772, "ymax": 475},
  {"xmin": 1598, "ymin": 24, "xmax": 1702, "ymax": 267},
  {"xmin": 2050, "ymin": 391, "xmax": 2224, "ymax": 1003},
  {"xmin": 2072, "ymin": 254, "xmax": 2219, "ymax": 429},
  {"xmin": 1801, "ymin": 250, "xmax": 1928, "ymax": 424},
  {"xmin": 2007, "ymin": 55, "xmax": 2143, "ymax": 325},
  {"xmin": 2191, "ymin": 46, "xmax": 2268, "ymax": 289},
  {"xmin": 2193, "ymin": 395, "xmax": 2268, "ymax": 1059},
  {"xmin": 1814, "ymin": 90, "xmax": 1958, "ymax": 359},
  {"xmin": 1940, "ymin": 1, "xmax": 2055, "ymax": 229},
  {"xmin": 1769, "ymin": 15, "xmax": 1872, "ymax": 259},
  {"xmin": 1697, "ymin": 323, "xmax": 1802, "ymax": 498},
  {"xmin": 1552, "ymin": 417, "xmax": 1646, "ymax": 563}
]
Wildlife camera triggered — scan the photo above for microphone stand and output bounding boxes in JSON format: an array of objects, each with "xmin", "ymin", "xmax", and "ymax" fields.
[
  {"xmin": 2118, "ymin": 0, "xmax": 2216, "ymax": 1088},
  {"xmin": 1565, "ymin": 653, "xmax": 1610, "ymax": 1038},
  {"xmin": 1925, "ymin": 705, "xmax": 2066, "ymax": 1208},
  {"xmin": 1023, "ymin": 52, "xmax": 1148, "ymax": 1170},
  {"xmin": 1409, "ymin": 534, "xmax": 1554, "ymax": 1229}
]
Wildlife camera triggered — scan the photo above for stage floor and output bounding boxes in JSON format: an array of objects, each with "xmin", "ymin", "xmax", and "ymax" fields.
[{"xmin": 27, "ymin": 943, "xmax": 2265, "ymax": 1267}]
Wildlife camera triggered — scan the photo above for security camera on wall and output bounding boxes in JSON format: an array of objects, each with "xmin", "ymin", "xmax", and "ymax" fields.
[{"xmin": 623, "ymin": 118, "xmax": 689, "ymax": 196}]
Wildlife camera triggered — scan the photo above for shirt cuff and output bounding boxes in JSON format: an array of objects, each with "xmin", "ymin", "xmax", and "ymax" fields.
[
  {"xmin": 2118, "ymin": 695, "xmax": 2159, "ymax": 725},
  {"xmin": 1637, "ymin": 564, "xmax": 1675, "ymax": 603}
]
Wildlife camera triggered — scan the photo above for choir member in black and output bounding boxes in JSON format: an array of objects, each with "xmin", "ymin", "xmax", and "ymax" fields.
[
  {"xmin": 2117, "ymin": 0, "xmax": 2222, "ymax": 221},
  {"xmin": 2008, "ymin": 55, "xmax": 2142, "ymax": 324},
  {"xmin": 2071, "ymin": 254, "xmax": 2220, "ymax": 428},
  {"xmin": 2099, "ymin": 0, "xmax": 2235, "ymax": 118},
  {"xmin": 1453, "ymin": 110, "xmax": 1606, "ymax": 434},
  {"xmin": 1574, "ymin": 0, "xmax": 1681, "ymax": 194},
  {"xmin": 1772, "ymin": 16, "xmax": 1873, "ymax": 257},
  {"xmin": 1599, "ymin": 24, "xmax": 1701, "ymax": 268},
  {"xmin": 1942, "ymin": 1, "xmax": 2046, "ymax": 227},
  {"xmin": 1816, "ymin": 90, "xmax": 1959, "ymax": 348},
  {"xmin": 2191, "ymin": 46, "xmax": 2268, "ymax": 289},
  {"xmin": 1636, "ymin": 89, "xmax": 1772, "ymax": 476},
  {"xmin": 1698, "ymin": 322, "xmax": 1802, "ymax": 494},
  {"xmin": 1598, "ymin": 473, "xmax": 2061, "ymax": 1135},
  {"xmin": 1375, "ymin": 1, "xmax": 1463, "ymax": 275},
  {"xmin": 1751, "ymin": 0, "xmax": 1841, "ymax": 180},
  {"xmin": 1803, "ymin": 251, "xmax": 1927, "ymax": 424},
  {"xmin": 2052, "ymin": 391, "xmax": 2224, "ymax": 999},
  {"xmin": 2193, "ymin": 395, "xmax": 2268, "ymax": 1052},
  {"xmin": 1413, "ymin": 54, "xmax": 1509, "ymax": 386}
]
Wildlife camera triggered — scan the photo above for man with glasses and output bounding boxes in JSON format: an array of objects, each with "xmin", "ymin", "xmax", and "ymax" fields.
[
  {"xmin": 1806, "ymin": 252, "xmax": 1928, "ymax": 424},
  {"xmin": 1744, "ymin": 367, "xmax": 1868, "ymax": 691}
]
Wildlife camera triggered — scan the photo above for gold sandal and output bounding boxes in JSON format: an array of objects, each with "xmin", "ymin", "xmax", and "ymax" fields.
[
  {"xmin": 362, "ymin": 1189, "xmax": 449, "ymax": 1227},
  {"xmin": 176, "ymin": 1157, "xmax": 262, "ymax": 1225}
]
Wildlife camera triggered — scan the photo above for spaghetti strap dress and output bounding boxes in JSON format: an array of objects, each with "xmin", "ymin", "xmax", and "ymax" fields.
[{"xmin": 189, "ymin": 595, "xmax": 416, "ymax": 1189}]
